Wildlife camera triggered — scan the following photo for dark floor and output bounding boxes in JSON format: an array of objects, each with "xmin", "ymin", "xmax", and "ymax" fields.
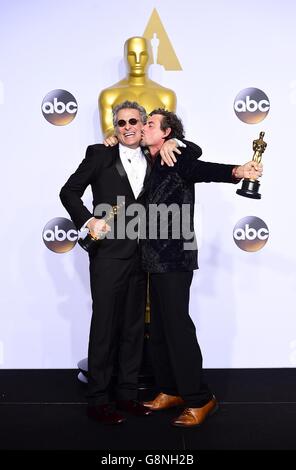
[{"xmin": 0, "ymin": 369, "xmax": 296, "ymax": 452}]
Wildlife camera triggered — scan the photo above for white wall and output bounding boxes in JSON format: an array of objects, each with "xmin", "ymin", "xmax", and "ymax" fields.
[{"xmin": 0, "ymin": 0, "xmax": 295, "ymax": 368}]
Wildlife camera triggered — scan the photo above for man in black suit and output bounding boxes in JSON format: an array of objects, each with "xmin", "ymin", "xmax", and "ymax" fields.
[
  {"xmin": 60, "ymin": 101, "xmax": 154, "ymax": 424},
  {"xmin": 140, "ymin": 109, "xmax": 263, "ymax": 427}
]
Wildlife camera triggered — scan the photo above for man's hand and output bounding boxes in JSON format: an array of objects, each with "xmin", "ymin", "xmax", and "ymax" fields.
[
  {"xmin": 103, "ymin": 135, "xmax": 118, "ymax": 147},
  {"xmin": 233, "ymin": 161, "xmax": 263, "ymax": 180},
  {"xmin": 86, "ymin": 218, "xmax": 111, "ymax": 239},
  {"xmin": 160, "ymin": 139, "xmax": 181, "ymax": 167}
]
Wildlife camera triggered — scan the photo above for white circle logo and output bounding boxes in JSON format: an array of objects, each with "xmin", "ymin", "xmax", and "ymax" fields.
[
  {"xmin": 233, "ymin": 216, "xmax": 269, "ymax": 252},
  {"xmin": 43, "ymin": 217, "xmax": 78, "ymax": 253},
  {"xmin": 41, "ymin": 89, "xmax": 78, "ymax": 125},
  {"xmin": 234, "ymin": 88, "xmax": 270, "ymax": 124}
]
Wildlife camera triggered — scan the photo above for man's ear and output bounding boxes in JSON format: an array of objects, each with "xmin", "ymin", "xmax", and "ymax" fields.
[{"xmin": 163, "ymin": 127, "xmax": 172, "ymax": 139}]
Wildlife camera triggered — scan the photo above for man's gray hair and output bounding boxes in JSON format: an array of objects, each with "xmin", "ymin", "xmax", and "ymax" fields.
[{"xmin": 112, "ymin": 100, "xmax": 147, "ymax": 127}]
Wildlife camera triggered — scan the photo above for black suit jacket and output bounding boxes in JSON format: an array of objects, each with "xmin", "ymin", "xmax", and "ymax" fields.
[
  {"xmin": 60, "ymin": 144, "xmax": 151, "ymax": 259},
  {"xmin": 141, "ymin": 143, "xmax": 239, "ymax": 273}
]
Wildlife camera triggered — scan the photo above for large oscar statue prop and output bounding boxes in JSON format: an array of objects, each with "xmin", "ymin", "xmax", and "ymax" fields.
[{"xmin": 236, "ymin": 131, "xmax": 267, "ymax": 199}]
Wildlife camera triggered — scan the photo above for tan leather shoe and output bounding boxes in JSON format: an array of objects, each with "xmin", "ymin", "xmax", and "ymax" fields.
[
  {"xmin": 172, "ymin": 397, "xmax": 218, "ymax": 427},
  {"xmin": 143, "ymin": 392, "xmax": 184, "ymax": 411}
]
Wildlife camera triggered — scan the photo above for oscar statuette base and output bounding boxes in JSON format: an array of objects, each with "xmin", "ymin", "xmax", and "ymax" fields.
[{"xmin": 236, "ymin": 179, "xmax": 261, "ymax": 199}]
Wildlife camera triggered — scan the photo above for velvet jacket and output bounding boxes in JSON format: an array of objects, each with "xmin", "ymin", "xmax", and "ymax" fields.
[{"xmin": 141, "ymin": 143, "xmax": 239, "ymax": 273}]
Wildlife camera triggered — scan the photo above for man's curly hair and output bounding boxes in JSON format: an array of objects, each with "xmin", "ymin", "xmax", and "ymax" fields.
[{"xmin": 149, "ymin": 108, "xmax": 185, "ymax": 140}]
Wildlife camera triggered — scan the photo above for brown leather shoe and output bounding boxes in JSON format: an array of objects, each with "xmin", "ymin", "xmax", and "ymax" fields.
[
  {"xmin": 171, "ymin": 397, "xmax": 218, "ymax": 427},
  {"xmin": 143, "ymin": 392, "xmax": 184, "ymax": 411}
]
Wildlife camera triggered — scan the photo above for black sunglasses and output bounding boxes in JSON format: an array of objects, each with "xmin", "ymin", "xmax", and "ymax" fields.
[{"xmin": 117, "ymin": 118, "xmax": 139, "ymax": 127}]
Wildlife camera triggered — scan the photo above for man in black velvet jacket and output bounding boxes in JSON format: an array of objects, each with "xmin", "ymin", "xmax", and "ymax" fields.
[{"xmin": 140, "ymin": 109, "xmax": 263, "ymax": 427}]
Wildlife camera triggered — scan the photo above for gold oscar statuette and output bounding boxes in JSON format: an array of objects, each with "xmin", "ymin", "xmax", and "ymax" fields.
[
  {"xmin": 78, "ymin": 202, "xmax": 125, "ymax": 254},
  {"xmin": 236, "ymin": 131, "xmax": 267, "ymax": 199}
]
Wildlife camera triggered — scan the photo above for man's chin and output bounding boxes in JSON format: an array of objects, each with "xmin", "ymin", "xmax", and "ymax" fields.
[{"xmin": 121, "ymin": 138, "xmax": 141, "ymax": 148}]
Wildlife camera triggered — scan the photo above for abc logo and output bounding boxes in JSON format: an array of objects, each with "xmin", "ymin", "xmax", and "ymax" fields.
[
  {"xmin": 233, "ymin": 216, "xmax": 269, "ymax": 252},
  {"xmin": 234, "ymin": 88, "xmax": 270, "ymax": 124},
  {"xmin": 41, "ymin": 89, "xmax": 78, "ymax": 125},
  {"xmin": 43, "ymin": 217, "xmax": 78, "ymax": 253}
]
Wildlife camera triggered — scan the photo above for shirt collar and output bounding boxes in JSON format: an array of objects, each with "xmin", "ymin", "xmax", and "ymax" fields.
[{"xmin": 119, "ymin": 143, "xmax": 142, "ymax": 159}]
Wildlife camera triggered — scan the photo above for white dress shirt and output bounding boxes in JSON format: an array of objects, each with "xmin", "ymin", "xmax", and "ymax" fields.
[{"xmin": 118, "ymin": 144, "xmax": 147, "ymax": 199}]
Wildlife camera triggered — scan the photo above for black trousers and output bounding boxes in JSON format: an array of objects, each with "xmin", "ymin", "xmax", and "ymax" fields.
[
  {"xmin": 149, "ymin": 271, "xmax": 212, "ymax": 408},
  {"xmin": 87, "ymin": 252, "xmax": 146, "ymax": 405}
]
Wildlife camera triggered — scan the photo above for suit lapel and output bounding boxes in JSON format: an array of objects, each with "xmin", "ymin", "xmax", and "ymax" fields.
[
  {"xmin": 137, "ymin": 154, "xmax": 152, "ymax": 199},
  {"xmin": 112, "ymin": 144, "xmax": 152, "ymax": 200},
  {"xmin": 111, "ymin": 145, "xmax": 135, "ymax": 199}
]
